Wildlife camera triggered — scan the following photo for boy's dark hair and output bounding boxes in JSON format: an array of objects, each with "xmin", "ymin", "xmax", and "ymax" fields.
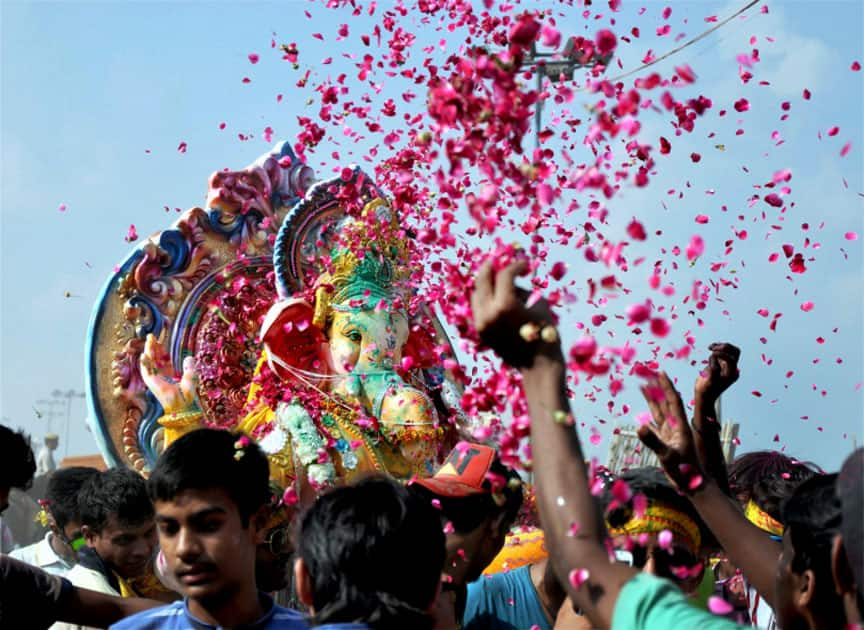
[
  {"xmin": 78, "ymin": 468, "xmax": 153, "ymax": 532},
  {"xmin": 299, "ymin": 476, "xmax": 445, "ymax": 630},
  {"xmin": 411, "ymin": 459, "xmax": 524, "ymax": 535},
  {"xmin": 729, "ymin": 450, "xmax": 818, "ymax": 519},
  {"xmin": 604, "ymin": 467, "xmax": 713, "ymax": 552},
  {"xmin": 148, "ymin": 429, "xmax": 269, "ymax": 526},
  {"xmin": 47, "ymin": 467, "xmax": 100, "ymax": 531},
  {"xmin": 781, "ymin": 473, "xmax": 845, "ymax": 621},
  {"xmin": 0, "ymin": 425, "xmax": 36, "ymax": 490}
]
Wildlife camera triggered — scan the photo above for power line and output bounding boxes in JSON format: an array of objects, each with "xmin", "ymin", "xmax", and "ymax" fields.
[{"xmin": 592, "ymin": 0, "xmax": 762, "ymax": 88}]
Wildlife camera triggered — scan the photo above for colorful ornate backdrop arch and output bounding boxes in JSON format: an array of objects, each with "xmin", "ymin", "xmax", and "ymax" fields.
[{"xmin": 85, "ymin": 142, "xmax": 465, "ymax": 474}]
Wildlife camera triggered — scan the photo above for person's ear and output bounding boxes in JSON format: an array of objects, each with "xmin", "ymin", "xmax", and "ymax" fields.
[
  {"xmin": 490, "ymin": 511, "xmax": 509, "ymax": 537},
  {"xmin": 81, "ymin": 524, "xmax": 96, "ymax": 545},
  {"xmin": 831, "ymin": 534, "xmax": 856, "ymax": 596},
  {"xmin": 294, "ymin": 557, "xmax": 315, "ymax": 610},
  {"xmin": 797, "ymin": 569, "xmax": 816, "ymax": 608},
  {"xmin": 250, "ymin": 505, "xmax": 271, "ymax": 544}
]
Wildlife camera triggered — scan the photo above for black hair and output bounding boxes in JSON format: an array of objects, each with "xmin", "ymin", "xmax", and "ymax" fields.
[
  {"xmin": 0, "ymin": 425, "xmax": 36, "ymax": 490},
  {"xmin": 299, "ymin": 476, "xmax": 445, "ymax": 630},
  {"xmin": 411, "ymin": 458, "xmax": 524, "ymax": 535},
  {"xmin": 78, "ymin": 468, "xmax": 153, "ymax": 532},
  {"xmin": 148, "ymin": 429, "xmax": 270, "ymax": 527},
  {"xmin": 837, "ymin": 449, "xmax": 863, "ymax": 602},
  {"xmin": 729, "ymin": 450, "xmax": 819, "ymax": 519},
  {"xmin": 47, "ymin": 467, "xmax": 100, "ymax": 531},
  {"xmin": 604, "ymin": 467, "xmax": 713, "ymax": 553},
  {"xmin": 781, "ymin": 473, "xmax": 845, "ymax": 622}
]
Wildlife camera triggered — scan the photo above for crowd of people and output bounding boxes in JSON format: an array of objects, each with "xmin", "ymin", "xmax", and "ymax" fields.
[{"xmin": 1, "ymin": 259, "xmax": 861, "ymax": 629}]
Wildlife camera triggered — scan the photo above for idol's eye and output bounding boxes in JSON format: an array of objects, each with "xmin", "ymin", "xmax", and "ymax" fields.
[{"xmin": 343, "ymin": 329, "xmax": 362, "ymax": 344}]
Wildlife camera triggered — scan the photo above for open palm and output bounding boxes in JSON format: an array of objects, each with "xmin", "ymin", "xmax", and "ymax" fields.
[
  {"xmin": 139, "ymin": 333, "xmax": 198, "ymax": 413},
  {"xmin": 637, "ymin": 372, "xmax": 705, "ymax": 494}
]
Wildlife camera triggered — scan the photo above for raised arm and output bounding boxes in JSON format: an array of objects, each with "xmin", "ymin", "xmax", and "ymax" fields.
[
  {"xmin": 470, "ymin": 260, "xmax": 635, "ymax": 629},
  {"xmin": 691, "ymin": 343, "xmax": 740, "ymax": 496},
  {"xmin": 638, "ymin": 372, "xmax": 781, "ymax": 608}
]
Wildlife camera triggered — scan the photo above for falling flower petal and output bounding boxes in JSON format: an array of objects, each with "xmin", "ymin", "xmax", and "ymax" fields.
[
  {"xmin": 708, "ymin": 596, "xmax": 734, "ymax": 615},
  {"xmin": 568, "ymin": 568, "xmax": 590, "ymax": 589}
]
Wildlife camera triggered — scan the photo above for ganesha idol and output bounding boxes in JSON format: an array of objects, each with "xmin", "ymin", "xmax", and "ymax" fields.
[
  {"xmin": 85, "ymin": 142, "xmax": 466, "ymax": 503},
  {"xmin": 141, "ymin": 201, "xmax": 452, "ymax": 499}
]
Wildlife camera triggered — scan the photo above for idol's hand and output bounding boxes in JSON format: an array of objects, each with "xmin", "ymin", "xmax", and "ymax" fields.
[{"xmin": 139, "ymin": 334, "xmax": 198, "ymax": 413}]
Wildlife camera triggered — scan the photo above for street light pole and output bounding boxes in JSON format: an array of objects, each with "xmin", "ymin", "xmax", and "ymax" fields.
[
  {"xmin": 35, "ymin": 399, "xmax": 64, "ymax": 433},
  {"xmin": 521, "ymin": 38, "xmax": 613, "ymax": 150},
  {"xmin": 51, "ymin": 389, "xmax": 85, "ymax": 459}
]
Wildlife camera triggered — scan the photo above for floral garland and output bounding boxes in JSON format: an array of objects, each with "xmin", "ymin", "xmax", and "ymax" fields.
[{"xmin": 277, "ymin": 403, "xmax": 336, "ymax": 488}]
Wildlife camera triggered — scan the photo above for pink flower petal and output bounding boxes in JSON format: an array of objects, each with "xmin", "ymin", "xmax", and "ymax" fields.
[
  {"xmin": 626, "ymin": 303, "xmax": 651, "ymax": 324},
  {"xmin": 845, "ymin": 231, "xmax": 858, "ymax": 241},
  {"xmin": 650, "ymin": 318, "xmax": 670, "ymax": 338},
  {"xmin": 686, "ymin": 234, "xmax": 704, "ymax": 261},
  {"xmin": 657, "ymin": 529, "xmax": 673, "ymax": 550},
  {"xmin": 568, "ymin": 568, "xmax": 590, "ymax": 589},
  {"xmin": 708, "ymin": 596, "xmax": 734, "ymax": 615},
  {"xmin": 800, "ymin": 301, "xmax": 814, "ymax": 312},
  {"xmin": 248, "ymin": 53, "xmax": 259, "ymax": 64}
]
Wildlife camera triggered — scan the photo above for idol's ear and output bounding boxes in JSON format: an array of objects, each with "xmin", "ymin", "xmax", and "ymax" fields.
[{"xmin": 260, "ymin": 299, "xmax": 331, "ymax": 386}]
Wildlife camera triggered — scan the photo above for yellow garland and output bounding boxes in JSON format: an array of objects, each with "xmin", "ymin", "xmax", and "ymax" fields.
[
  {"xmin": 606, "ymin": 503, "xmax": 701, "ymax": 555},
  {"xmin": 34, "ymin": 508, "xmax": 49, "ymax": 527},
  {"xmin": 744, "ymin": 499, "xmax": 784, "ymax": 537}
]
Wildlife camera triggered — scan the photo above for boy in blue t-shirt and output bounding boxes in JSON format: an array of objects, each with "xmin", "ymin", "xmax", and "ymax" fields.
[{"xmin": 111, "ymin": 429, "xmax": 306, "ymax": 629}]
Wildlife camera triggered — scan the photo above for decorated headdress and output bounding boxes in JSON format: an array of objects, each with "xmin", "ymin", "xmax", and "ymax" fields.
[{"xmin": 312, "ymin": 198, "xmax": 410, "ymax": 329}]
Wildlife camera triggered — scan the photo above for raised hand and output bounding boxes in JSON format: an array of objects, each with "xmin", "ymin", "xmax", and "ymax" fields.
[
  {"xmin": 694, "ymin": 342, "xmax": 740, "ymax": 402},
  {"xmin": 637, "ymin": 372, "xmax": 705, "ymax": 494},
  {"xmin": 139, "ymin": 333, "xmax": 198, "ymax": 414},
  {"xmin": 692, "ymin": 343, "xmax": 740, "ymax": 494},
  {"xmin": 471, "ymin": 259, "xmax": 562, "ymax": 368}
]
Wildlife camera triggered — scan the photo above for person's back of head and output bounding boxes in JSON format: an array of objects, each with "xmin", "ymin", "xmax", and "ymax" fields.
[
  {"xmin": 729, "ymin": 450, "xmax": 818, "ymax": 519},
  {"xmin": 409, "ymin": 443, "xmax": 524, "ymax": 584},
  {"xmin": 78, "ymin": 468, "xmax": 156, "ymax": 579},
  {"xmin": 776, "ymin": 472, "xmax": 845, "ymax": 630},
  {"xmin": 835, "ymin": 449, "xmax": 863, "ymax": 622},
  {"xmin": 604, "ymin": 467, "xmax": 711, "ymax": 591},
  {"xmin": 46, "ymin": 466, "xmax": 99, "ymax": 542},
  {"xmin": 296, "ymin": 476, "xmax": 445, "ymax": 630},
  {"xmin": 0, "ymin": 425, "xmax": 36, "ymax": 513}
]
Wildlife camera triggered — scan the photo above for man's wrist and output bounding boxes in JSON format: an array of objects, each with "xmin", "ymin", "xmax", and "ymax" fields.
[{"xmin": 520, "ymin": 353, "xmax": 566, "ymax": 382}]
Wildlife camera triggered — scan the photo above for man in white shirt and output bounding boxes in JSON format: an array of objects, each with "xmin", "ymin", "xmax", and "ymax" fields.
[
  {"xmin": 11, "ymin": 467, "xmax": 99, "ymax": 575},
  {"xmin": 52, "ymin": 468, "xmax": 158, "ymax": 630},
  {"xmin": 36, "ymin": 434, "xmax": 60, "ymax": 476}
]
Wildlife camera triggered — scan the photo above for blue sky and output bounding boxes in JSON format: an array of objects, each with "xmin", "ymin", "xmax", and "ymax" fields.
[{"xmin": 1, "ymin": 1, "xmax": 861, "ymax": 472}]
